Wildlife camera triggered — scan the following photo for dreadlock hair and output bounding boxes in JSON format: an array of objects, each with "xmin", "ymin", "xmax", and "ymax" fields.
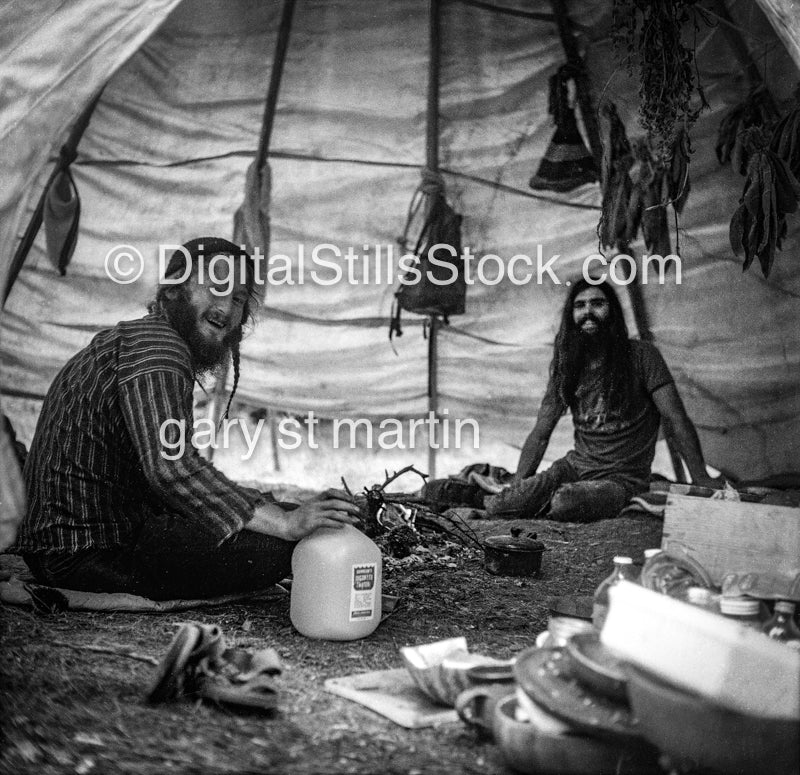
[
  {"xmin": 148, "ymin": 237, "xmax": 260, "ymax": 422},
  {"xmin": 550, "ymin": 278, "xmax": 632, "ymax": 412}
]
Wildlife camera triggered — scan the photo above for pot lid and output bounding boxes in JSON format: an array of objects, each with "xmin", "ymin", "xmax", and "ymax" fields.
[{"xmin": 483, "ymin": 534, "xmax": 545, "ymax": 552}]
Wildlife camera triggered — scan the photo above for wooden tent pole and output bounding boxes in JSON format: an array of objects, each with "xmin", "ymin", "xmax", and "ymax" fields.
[
  {"xmin": 206, "ymin": 0, "xmax": 296, "ymax": 460},
  {"xmin": 427, "ymin": 0, "xmax": 441, "ymax": 173},
  {"xmin": 257, "ymin": 0, "xmax": 297, "ymax": 170},
  {"xmin": 710, "ymin": 0, "xmax": 778, "ymax": 111},
  {"xmin": 426, "ymin": 0, "xmax": 442, "ymax": 479},
  {"xmin": 617, "ymin": 242, "xmax": 687, "ymax": 482},
  {"xmin": 428, "ymin": 315, "xmax": 439, "ymax": 478},
  {"xmin": 754, "ymin": 0, "xmax": 800, "ymax": 71}
]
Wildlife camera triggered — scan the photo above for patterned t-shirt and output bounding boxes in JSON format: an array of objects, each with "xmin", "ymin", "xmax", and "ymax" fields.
[{"xmin": 543, "ymin": 339, "xmax": 674, "ymax": 488}]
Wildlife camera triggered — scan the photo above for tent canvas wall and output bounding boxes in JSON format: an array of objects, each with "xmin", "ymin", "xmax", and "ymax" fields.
[{"xmin": 1, "ymin": 0, "xmax": 799, "ymax": 499}]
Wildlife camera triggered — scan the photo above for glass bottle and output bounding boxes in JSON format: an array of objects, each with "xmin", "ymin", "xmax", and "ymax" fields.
[
  {"xmin": 762, "ymin": 601, "xmax": 800, "ymax": 650},
  {"xmin": 592, "ymin": 556, "xmax": 637, "ymax": 631},
  {"xmin": 719, "ymin": 596, "xmax": 764, "ymax": 630}
]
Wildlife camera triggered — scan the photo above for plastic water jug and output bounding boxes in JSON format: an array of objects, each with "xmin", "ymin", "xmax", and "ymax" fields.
[{"xmin": 290, "ymin": 524, "xmax": 382, "ymax": 640}]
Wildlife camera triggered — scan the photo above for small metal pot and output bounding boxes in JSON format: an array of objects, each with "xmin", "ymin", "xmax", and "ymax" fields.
[{"xmin": 483, "ymin": 530, "xmax": 546, "ymax": 577}]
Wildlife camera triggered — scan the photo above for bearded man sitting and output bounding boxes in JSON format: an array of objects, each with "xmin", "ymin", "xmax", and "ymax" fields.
[
  {"xmin": 11, "ymin": 237, "xmax": 359, "ymax": 600},
  {"xmin": 483, "ymin": 278, "xmax": 719, "ymax": 522}
]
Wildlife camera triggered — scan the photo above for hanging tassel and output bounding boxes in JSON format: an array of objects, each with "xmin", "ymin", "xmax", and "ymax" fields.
[
  {"xmin": 530, "ymin": 64, "xmax": 598, "ymax": 193},
  {"xmin": 43, "ymin": 147, "xmax": 81, "ymax": 276}
]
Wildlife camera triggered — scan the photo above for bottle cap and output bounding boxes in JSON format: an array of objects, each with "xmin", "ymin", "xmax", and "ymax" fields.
[
  {"xmin": 643, "ymin": 548, "xmax": 662, "ymax": 559},
  {"xmin": 775, "ymin": 601, "xmax": 797, "ymax": 615},
  {"xmin": 613, "ymin": 556, "xmax": 633, "ymax": 565},
  {"xmin": 720, "ymin": 596, "xmax": 760, "ymax": 616}
]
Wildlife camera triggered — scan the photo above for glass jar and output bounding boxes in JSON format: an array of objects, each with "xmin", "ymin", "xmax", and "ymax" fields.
[
  {"xmin": 762, "ymin": 601, "xmax": 800, "ymax": 649},
  {"xmin": 719, "ymin": 596, "xmax": 764, "ymax": 630},
  {"xmin": 592, "ymin": 556, "xmax": 637, "ymax": 631},
  {"xmin": 636, "ymin": 548, "xmax": 662, "ymax": 585}
]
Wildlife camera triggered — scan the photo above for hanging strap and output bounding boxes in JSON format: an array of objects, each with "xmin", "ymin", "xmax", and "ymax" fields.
[
  {"xmin": 216, "ymin": 0, "xmax": 297, "ymax": 432},
  {"xmin": 398, "ymin": 168, "xmax": 445, "ymax": 251},
  {"xmin": 3, "ymin": 88, "xmax": 104, "ymax": 307}
]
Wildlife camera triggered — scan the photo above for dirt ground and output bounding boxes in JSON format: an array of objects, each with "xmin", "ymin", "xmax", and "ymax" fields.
[{"xmin": 0, "ymin": 513, "xmax": 662, "ymax": 775}]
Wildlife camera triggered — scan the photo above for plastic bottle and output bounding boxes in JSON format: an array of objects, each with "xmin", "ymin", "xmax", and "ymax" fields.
[
  {"xmin": 592, "ymin": 556, "xmax": 637, "ymax": 631},
  {"xmin": 290, "ymin": 524, "xmax": 382, "ymax": 640},
  {"xmin": 762, "ymin": 601, "xmax": 800, "ymax": 650},
  {"xmin": 719, "ymin": 596, "xmax": 764, "ymax": 630}
]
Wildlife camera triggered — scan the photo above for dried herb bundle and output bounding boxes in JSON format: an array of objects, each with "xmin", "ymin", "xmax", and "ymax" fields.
[
  {"xmin": 598, "ymin": 101, "xmax": 634, "ymax": 251},
  {"xmin": 612, "ymin": 0, "xmax": 709, "ymax": 162},
  {"xmin": 626, "ymin": 137, "xmax": 673, "ymax": 256},
  {"xmin": 729, "ymin": 128, "xmax": 800, "ymax": 278},
  {"xmin": 716, "ymin": 86, "xmax": 779, "ymax": 174},
  {"xmin": 598, "ymin": 103, "xmax": 690, "ymax": 257},
  {"xmin": 769, "ymin": 105, "xmax": 800, "ymax": 182}
]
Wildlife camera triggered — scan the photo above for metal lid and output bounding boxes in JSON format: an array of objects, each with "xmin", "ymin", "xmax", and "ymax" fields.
[
  {"xmin": 484, "ymin": 534, "xmax": 545, "ymax": 553},
  {"xmin": 775, "ymin": 600, "xmax": 797, "ymax": 614},
  {"xmin": 643, "ymin": 548, "xmax": 662, "ymax": 559},
  {"xmin": 720, "ymin": 596, "xmax": 760, "ymax": 616},
  {"xmin": 613, "ymin": 556, "xmax": 633, "ymax": 565}
]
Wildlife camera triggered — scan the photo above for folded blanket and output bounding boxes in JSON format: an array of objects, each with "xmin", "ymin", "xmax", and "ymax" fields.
[{"xmin": 0, "ymin": 575, "xmax": 286, "ymax": 612}]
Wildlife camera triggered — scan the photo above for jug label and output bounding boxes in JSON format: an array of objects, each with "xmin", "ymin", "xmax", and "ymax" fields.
[{"xmin": 350, "ymin": 563, "xmax": 377, "ymax": 621}]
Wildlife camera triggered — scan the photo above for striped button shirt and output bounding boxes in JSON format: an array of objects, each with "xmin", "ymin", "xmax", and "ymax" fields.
[{"xmin": 13, "ymin": 313, "xmax": 257, "ymax": 553}]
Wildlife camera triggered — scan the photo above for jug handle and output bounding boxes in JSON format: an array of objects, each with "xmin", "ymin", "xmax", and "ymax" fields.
[{"xmin": 455, "ymin": 686, "xmax": 496, "ymax": 739}]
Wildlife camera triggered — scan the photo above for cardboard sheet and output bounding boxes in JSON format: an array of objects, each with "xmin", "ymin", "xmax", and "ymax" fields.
[{"xmin": 324, "ymin": 668, "xmax": 459, "ymax": 729}]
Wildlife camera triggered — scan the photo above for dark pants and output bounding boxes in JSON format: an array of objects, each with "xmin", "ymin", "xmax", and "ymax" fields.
[
  {"xmin": 484, "ymin": 457, "xmax": 635, "ymax": 522},
  {"xmin": 24, "ymin": 509, "xmax": 296, "ymax": 601}
]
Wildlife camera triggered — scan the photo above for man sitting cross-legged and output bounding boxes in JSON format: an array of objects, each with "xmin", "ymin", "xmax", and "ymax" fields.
[
  {"xmin": 11, "ymin": 237, "xmax": 360, "ymax": 600},
  {"xmin": 484, "ymin": 278, "xmax": 719, "ymax": 522}
]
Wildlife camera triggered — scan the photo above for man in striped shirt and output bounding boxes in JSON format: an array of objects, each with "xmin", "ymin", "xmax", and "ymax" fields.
[{"xmin": 12, "ymin": 237, "xmax": 360, "ymax": 600}]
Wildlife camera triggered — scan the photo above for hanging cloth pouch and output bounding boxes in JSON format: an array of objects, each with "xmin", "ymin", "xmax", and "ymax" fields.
[{"xmin": 390, "ymin": 170, "xmax": 465, "ymax": 340}]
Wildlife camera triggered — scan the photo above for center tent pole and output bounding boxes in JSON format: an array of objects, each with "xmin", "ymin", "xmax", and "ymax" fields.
[{"xmin": 426, "ymin": 0, "xmax": 442, "ymax": 479}]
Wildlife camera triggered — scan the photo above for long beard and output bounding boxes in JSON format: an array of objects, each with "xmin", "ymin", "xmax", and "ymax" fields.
[
  {"xmin": 576, "ymin": 315, "xmax": 613, "ymax": 355},
  {"xmin": 163, "ymin": 291, "xmax": 240, "ymax": 375}
]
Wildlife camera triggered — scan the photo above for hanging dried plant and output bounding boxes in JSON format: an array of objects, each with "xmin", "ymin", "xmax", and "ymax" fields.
[
  {"xmin": 626, "ymin": 137, "xmax": 672, "ymax": 256},
  {"xmin": 623, "ymin": 130, "xmax": 691, "ymax": 256},
  {"xmin": 597, "ymin": 102, "xmax": 691, "ymax": 255},
  {"xmin": 729, "ymin": 128, "xmax": 800, "ymax": 278},
  {"xmin": 716, "ymin": 86, "xmax": 779, "ymax": 174},
  {"xmin": 769, "ymin": 102, "xmax": 800, "ymax": 183},
  {"xmin": 597, "ymin": 101, "xmax": 634, "ymax": 251},
  {"xmin": 612, "ymin": 0, "xmax": 710, "ymax": 163}
]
